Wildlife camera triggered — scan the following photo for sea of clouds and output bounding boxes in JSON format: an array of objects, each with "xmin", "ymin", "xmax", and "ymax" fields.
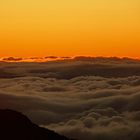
[{"xmin": 0, "ymin": 57, "xmax": 140, "ymax": 140}]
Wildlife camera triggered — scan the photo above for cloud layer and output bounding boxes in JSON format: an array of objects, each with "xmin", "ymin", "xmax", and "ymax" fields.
[{"xmin": 0, "ymin": 58, "xmax": 140, "ymax": 140}]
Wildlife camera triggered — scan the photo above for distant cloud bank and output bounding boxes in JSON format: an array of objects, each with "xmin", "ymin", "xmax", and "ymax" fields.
[{"xmin": 0, "ymin": 56, "xmax": 140, "ymax": 62}]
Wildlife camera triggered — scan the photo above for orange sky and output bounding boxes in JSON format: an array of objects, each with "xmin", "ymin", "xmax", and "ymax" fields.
[{"xmin": 0, "ymin": 0, "xmax": 140, "ymax": 58}]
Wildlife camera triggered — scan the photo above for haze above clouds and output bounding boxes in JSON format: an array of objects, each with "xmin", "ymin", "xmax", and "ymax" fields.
[{"xmin": 0, "ymin": 57, "xmax": 140, "ymax": 140}]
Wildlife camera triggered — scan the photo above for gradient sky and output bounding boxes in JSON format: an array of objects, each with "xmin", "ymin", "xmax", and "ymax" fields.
[{"xmin": 0, "ymin": 0, "xmax": 140, "ymax": 58}]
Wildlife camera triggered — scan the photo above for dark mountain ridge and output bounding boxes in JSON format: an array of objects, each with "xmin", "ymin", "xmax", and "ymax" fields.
[{"xmin": 0, "ymin": 109, "xmax": 75, "ymax": 140}]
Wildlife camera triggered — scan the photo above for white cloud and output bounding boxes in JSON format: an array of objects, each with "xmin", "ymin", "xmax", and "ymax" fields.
[{"xmin": 0, "ymin": 59, "xmax": 140, "ymax": 140}]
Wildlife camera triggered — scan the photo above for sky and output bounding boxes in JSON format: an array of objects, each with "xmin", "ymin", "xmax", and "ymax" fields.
[{"xmin": 0, "ymin": 0, "xmax": 140, "ymax": 58}]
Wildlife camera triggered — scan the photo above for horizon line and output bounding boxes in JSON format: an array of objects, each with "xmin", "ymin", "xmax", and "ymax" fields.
[{"xmin": 0, "ymin": 56, "xmax": 140, "ymax": 63}]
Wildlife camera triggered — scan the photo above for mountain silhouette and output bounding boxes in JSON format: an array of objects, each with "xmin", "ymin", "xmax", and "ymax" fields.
[{"xmin": 0, "ymin": 109, "xmax": 75, "ymax": 140}]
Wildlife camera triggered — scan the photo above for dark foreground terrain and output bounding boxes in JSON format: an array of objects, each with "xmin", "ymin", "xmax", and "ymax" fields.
[{"xmin": 0, "ymin": 109, "xmax": 74, "ymax": 140}]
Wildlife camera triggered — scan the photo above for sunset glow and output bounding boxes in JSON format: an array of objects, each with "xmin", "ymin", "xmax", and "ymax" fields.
[{"xmin": 0, "ymin": 0, "xmax": 140, "ymax": 58}]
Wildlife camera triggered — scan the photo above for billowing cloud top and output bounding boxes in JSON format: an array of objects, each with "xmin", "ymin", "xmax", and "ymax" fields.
[{"xmin": 0, "ymin": 58, "xmax": 140, "ymax": 140}]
